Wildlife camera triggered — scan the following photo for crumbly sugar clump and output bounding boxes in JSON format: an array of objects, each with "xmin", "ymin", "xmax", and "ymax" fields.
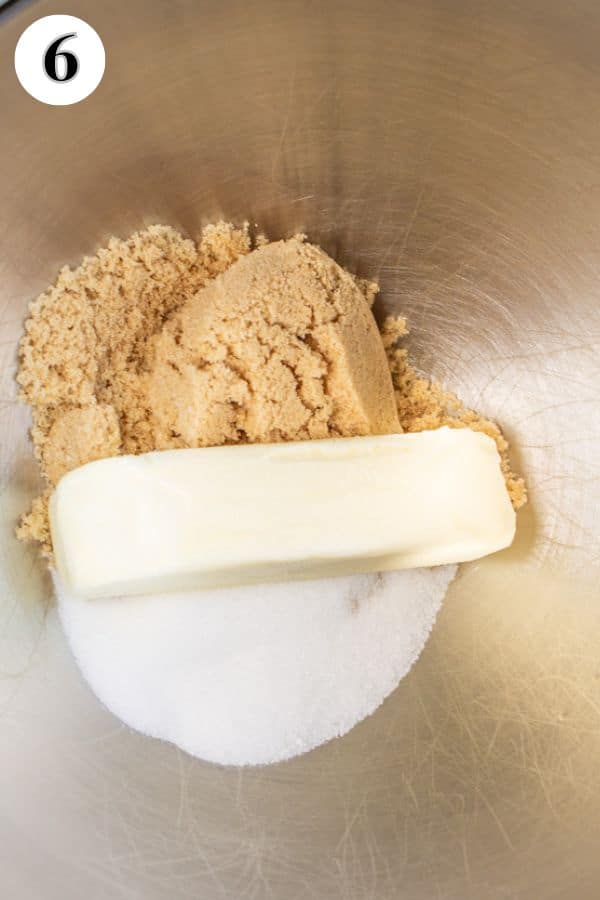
[
  {"xmin": 144, "ymin": 237, "xmax": 399, "ymax": 449},
  {"xmin": 16, "ymin": 223, "xmax": 525, "ymax": 555}
]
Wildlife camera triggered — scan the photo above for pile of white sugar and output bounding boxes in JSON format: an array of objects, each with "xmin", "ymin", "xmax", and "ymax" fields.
[{"xmin": 57, "ymin": 566, "xmax": 456, "ymax": 766}]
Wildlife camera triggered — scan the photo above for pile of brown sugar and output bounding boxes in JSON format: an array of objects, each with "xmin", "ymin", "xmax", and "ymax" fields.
[
  {"xmin": 16, "ymin": 222, "xmax": 526, "ymax": 556},
  {"xmin": 145, "ymin": 237, "xmax": 399, "ymax": 449}
]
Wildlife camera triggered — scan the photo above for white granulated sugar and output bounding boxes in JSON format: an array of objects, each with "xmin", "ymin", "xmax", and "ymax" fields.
[{"xmin": 56, "ymin": 566, "xmax": 456, "ymax": 766}]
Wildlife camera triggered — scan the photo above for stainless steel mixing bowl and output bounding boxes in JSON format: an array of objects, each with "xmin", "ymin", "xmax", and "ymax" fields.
[{"xmin": 1, "ymin": 1, "xmax": 599, "ymax": 897}]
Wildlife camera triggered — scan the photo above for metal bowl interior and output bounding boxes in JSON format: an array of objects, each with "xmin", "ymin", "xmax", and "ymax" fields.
[{"xmin": 1, "ymin": 1, "xmax": 599, "ymax": 898}]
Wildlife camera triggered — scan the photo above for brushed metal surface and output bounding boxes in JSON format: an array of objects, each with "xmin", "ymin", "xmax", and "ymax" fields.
[{"xmin": 1, "ymin": 1, "xmax": 600, "ymax": 898}]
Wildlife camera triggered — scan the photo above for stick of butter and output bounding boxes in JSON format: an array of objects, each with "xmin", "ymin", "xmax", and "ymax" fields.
[{"xmin": 50, "ymin": 427, "xmax": 516, "ymax": 599}]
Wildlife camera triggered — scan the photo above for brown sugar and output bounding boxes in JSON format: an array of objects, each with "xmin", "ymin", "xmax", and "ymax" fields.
[
  {"xmin": 144, "ymin": 237, "xmax": 399, "ymax": 450},
  {"xmin": 16, "ymin": 222, "xmax": 253, "ymax": 554},
  {"xmin": 16, "ymin": 223, "xmax": 525, "ymax": 556}
]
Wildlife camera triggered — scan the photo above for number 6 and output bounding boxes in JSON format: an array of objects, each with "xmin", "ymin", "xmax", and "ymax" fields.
[{"xmin": 44, "ymin": 33, "xmax": 79, "ymax": 82}]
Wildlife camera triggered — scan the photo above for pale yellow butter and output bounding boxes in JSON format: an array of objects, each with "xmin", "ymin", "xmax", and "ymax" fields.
[{"xmin": 50, "ymin": 427, "xmax": 516, "ymax": 599}]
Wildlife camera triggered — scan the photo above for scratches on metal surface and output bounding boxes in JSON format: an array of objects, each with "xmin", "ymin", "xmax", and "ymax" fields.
[{"xmin": 270, "ymin": 63, "xmax": 298, "ymax": 181}]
